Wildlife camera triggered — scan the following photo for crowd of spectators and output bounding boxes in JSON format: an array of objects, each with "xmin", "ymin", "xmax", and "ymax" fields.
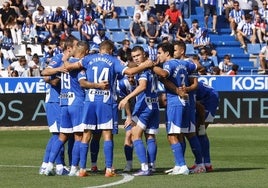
[{"xmin": 0, "ymin": 0, "xmax": 268, "ymax": 77}]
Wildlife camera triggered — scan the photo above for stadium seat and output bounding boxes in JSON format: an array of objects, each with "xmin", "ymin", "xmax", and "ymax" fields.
[
  {"xmin": 104, "ymin": 18, "xmax": 120, "ymax": 31},
  {"xmin": 185, "ymin": 44, "xmax": 197, "ymax": 55},
  {"xmin": 119, "ymin": 18, "xmax": 132, "ymax": 31},
  {"xmin": 247, "ymin": 43, "xmax": 261, "ymax": 55},
  {"xmin": 115, "ymin": 6, "xmax": 127, "ymax": 18},
  {"xmin": 111, "ymin": 31, "xmax": 127, "ymax": 43},
  {"xmin": 13, "ymin": 44, "xmax": 26, "ymax": 57},
  {"xmin": 105, "ymin": 31, "xmax": 111, "ymax": 40},
  {"xmin": 27, "ymin": 44, "xmax": 43, "ymax": 56},
  {"xmin": 44, "ymin": 6, "xmax": 51, "ymax": 13},
  {"xmin": 126, "ymin": 6, "xmax": 135, "ymax": 18},
  {"xmin": 71, "ymin": 31, "xmax": 81, "ymax": 40}
]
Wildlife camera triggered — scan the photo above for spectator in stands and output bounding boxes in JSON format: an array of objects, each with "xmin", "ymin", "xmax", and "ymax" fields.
[
  {"xmin": 23, "ymin": 0, "xmax": 42, "ymax": 16},
  {"xmin": 162, "ymin": 2, "xmax": 183, "ymax": 35},
  {"xmin": 147, "ymin": 38, "xmax": 158, "ymax": 62},
  {"xmin": 259, "ymin": 0, "xmax": 268, "ymax": 17},
  {"xmin": 203, "ymin": 0, "xmax": 218, "ymax": 33},
  {"xmin": 81, "ymin": 16, "xmax": 97, "ymax": 44},
  {"xmin": 7, "ymin": 56, "xmax": 30, "ymax": 77},
  {"xmin": 5, "ymin": 15, "xmax": 22, "ymax": 45},
  {"xmin": 189, "ymin": 19, "xmax": 202, "ymax": 41},
  {"xmin": 134, "ymin": 2, "xmax": 149, "ymax": 23},
  {"xmin": 174, "ymin": 0, "xmax": 189, "ymax": 18},
  {"xmin": 211, "ymin": 66, "xmax": 221, "ymax": 75},
  {"xmin": 222, "ymin": 0, "xmax": 234, "ymax": 22},
  {"xmin": 32, "ymin": 5, "xmax": 49, "ymax": 32},
  {"xmin": 68, "ymin": 0, "xmax": 84, "ymax": 11},
  {"xmin": 25, "ymin": 47, "xmax": 32, "ymax": 63},
  {"xmin": 154, "ymin": 0, "xmax": 169, "ymax": 19},
  {"xmin": 47, "ymin": 7, "xmax": 64, "ymax": 34},
  {"xmin": 117, "ymin": 39, "xmax": 132, "ymax": 65},
  {"xmin": 63, "ymin": 5, "xmax": 79, "ymax": 32},
  {"xmin": 229, "ymin": 1, "xmax": 245, "ymax": 36},
  {"xmin": 0, "ymin": 29, "xmax": 16, "ymax": 62},
  {"xmin": 10, "ymin": 70, "xmax": 19, "ymax": 77},
  {"xmin": 129, "ymin": 12, "xmax": 147, "ymax": 44},
  {"xmin": 0, "ymin": 1, "xmax": 18, "ymax": 30},
  {"xmin": 144, "ymin": 14, "xmax": 160, "ymax": 42},
  {"xmin": 92, "ymin": 28, "xmax": 108, "ymax": 45},
  {"xmin": 199, "ymin": 50, "xmax": 216, "ymax": 74},
  {"xmin": 227, "ymin": 64, "xmax": 239, "ymax": 75},
  {"xmin": 218, "ymin": 54, "xmax": 234, "ymax": 74},
  {"xmin": 236, "ymin": 14, "xmax": 256, "ymax": 53},
  {"xmin": 158, "ymin": 14, "xmax": 173, "ymax": 42},
  {"xmin": 97, "ymin": 0, "xmax": 117, "ymax": 19},
  {"xmin": 258, "ymin": 40, "xmax": 268, "ymax": 74},
  {"xmin": 193, "ymin": 28, "xmax": 217, "ymax": 56},
  {"xmin": 176, "ymin": 20, "xmax": 193, "ymax": 44},
  {"xmin": 77, "ymin": 3, "xmax": 97, "ymax": 32},
  {"xmin": 9, "ymin": 0, "xmax": 24, "ymax": 16},
  {"xmin": 21, "ymin": 15, "xmax": 38, "ymax": 44},
  {"xmin": 253, "ymin": 13, "xmax": 266, "ymax": 44},
  {"xmin": 28, "ymin": 53, "xmax": 41, "ymax": 76}
]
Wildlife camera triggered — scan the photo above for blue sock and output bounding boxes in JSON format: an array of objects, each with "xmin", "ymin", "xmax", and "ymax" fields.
[
  {"xmin": 71, "ymin": 141, "xmax": 81, "ymax": 166},
  {"xmin": 48, "ymin": 138, "xmax": 64, "ymax": 163},
  {"xmin": 198, "ymin": 135, "xmax": 211, "ymax": 164},
  {"xmin": 80, "ymin": 142, "xmax": 89, "ymax": 169},
  {"xmin": 146, "ymin": 138, "xmax": 157, "ymax": 164},
  {"xmin": 67, "ymin": 135, "xmax": 74, "ymax": 166},
  {"xmin": 133, "ymin": 139, "xmax": 147, "ymax": 164},
  {"xmin": 171, "ymin": 143, "xmax": 185, "ymax": 166},
  {"xmin": 188, "ymin": 135, "xmax": 203, "ymax": 164},
  {"xmin": 90, "ymin": 138, "xmax": 100, "ymax": 164},
  {"xmin": 103, "ymin": 140, "xmax": 113, "ymax": 168},
  {"xmin": 55, "ymin": 144, "xmax": 65, "ymax": 165},
  {"xmin": 43, "ymin": 134, "xmax": 58, "ymax": 163},
  {"xmin": 124, "ymin": 145, "xmax": 133, "ymax": 161}
]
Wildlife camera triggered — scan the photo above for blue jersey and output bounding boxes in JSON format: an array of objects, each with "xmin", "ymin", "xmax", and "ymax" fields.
[
  {"xmin": 81, "ymin": 53, "xmax": 127, "ymax": 104},
  {"xmin": 49, "ymin": 54, "xmax": 85, "ymax": 106},
  {"xmin": 163, "ymin": 59, "xmax": 196, "ymax": 106},
  {"xmin": 45, "ymin": 76, "xmax": 61, "ymax": 103},
  {"xmin": 117, "ymin": 76, "xmax": 137, "ymax": 98},
  {"xmin": 133, "ymin": 69, "xmax": 159, "ymax": 112},
  {"xmin": 196, "ymin": 81, "xmax": 219, "ymax": 105}
]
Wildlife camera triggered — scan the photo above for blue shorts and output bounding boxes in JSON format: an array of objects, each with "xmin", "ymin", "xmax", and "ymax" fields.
[
  {"xmin": 45, "ymin": 102, "xmax": 60, "ymax": 133},
  {"xmin": 166, "ymin": 104, "xmax": 190, "ymax": 134},
  {"xmin": 132, "ymin": 108, "xmax": 159, "ymax": 135},
  {"xmin": 82, "ymin": 101, "xmax": 113, "ymax": 130},
  {"xmin": 60, "ymin": 105, "xmax": 84, "ymax": 133},
  {"xmin": 203, "ymin": 96, "xmax": 219, "ymax": 123}
]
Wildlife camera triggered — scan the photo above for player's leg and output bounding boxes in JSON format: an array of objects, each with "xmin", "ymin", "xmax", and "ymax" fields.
[
  {"xmin": 123, "ymin": 126, "xmax": 133, "ymax": 172},
  {"xmin": 90, "ymin": 130, "xmax": 101, "ymax": 172}
]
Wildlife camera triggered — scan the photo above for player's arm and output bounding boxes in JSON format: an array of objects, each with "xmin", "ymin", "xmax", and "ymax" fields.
[
  {"xmin": 124, "ymin": 59, "xmax": 153, "ymax": 75},
  {"xmin": 118, "ymin": 79, "xmax": 146, "ymax": 110},
  {"xmin": 43, "ymin": 76, "xmax": 60, "ymax": 86},
  {"xmin": 184, "ymin": 77, "xmax": 198, "ymax": 93},
  {"xmin": 124, "ymin": 102, "xmax": 133, "ymax": 128},
  {"xmin": 79, "ymin": 79, "xmax": 109, "ymax": 90},
  {"xmin": 41, "ymin": 66, "xmax": 66, "ymax": 76},
  {"xmin": 159, "ymin": 77, "xmax": 188, "ymax": 99},
  {"xmin": 152, "ymin": 66, "xmax": 169, "ymax": 78}
]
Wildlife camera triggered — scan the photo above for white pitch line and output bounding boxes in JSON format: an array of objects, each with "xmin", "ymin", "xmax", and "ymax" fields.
[
  {"xmin": 84, "ymin": 173, "xmax": 135, "ymax": 188},
  {"xmin": 0, "ymin": 164, "xmax": 135, "ymax": 188},
  {"xmin": 0, "ymin": 164, "xmax": 38, "ymax": 168}
]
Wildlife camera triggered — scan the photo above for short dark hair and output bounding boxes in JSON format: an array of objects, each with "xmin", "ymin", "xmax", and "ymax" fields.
[{"xmin": 157, "ymin": 42, "xmax": 174, "ymax": 57}]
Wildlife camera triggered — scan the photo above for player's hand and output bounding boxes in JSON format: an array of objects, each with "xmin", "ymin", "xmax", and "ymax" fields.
[
  {"xmin": 98, "ymin": 81, "xmax": 109, "ymax": 90},
  {"xmin": 118, "ymin": 98, "xmax": 128, "ymax": 110},
  {"xmin": 124, "ymin": 116, "xmax": 133, "ymax": 128}
]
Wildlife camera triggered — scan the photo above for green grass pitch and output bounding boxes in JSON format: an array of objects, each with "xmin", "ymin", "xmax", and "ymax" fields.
[{"xmin": 0, "ymin": 126, "xmax": 267, "ymax": 188}]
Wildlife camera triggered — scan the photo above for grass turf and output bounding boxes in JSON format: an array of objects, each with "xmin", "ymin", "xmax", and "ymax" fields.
[{"xmin": 0, "ymin": 126, "xmax": 267, "ymax": 188}]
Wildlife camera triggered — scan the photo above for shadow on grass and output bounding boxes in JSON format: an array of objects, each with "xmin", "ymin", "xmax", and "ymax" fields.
[{"xmin": 212, "ymin": 167, "xmax": 266, "ymax": 173}]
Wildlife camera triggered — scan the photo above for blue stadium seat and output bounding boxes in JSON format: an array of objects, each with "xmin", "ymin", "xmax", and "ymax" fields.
[
  {"xmin": 71, "ymin": 31, "xmax": 81, "ymax": 40},
  {"xmin": 247, "ymin": 43, "xmax": 261, "ymax": 55},
  {"xmin": 104, "ymin": 18, "xmax": 120, "ymax": 31},
  {"xmin": 111, "ymin": 31, "xmax": 127, "ymax": 43},
  {"xmin": 115, "ymin": 6, "xmax": 127, "ymax": 18},
  {"xmin": 126, "ymin": 6, "xmax": 135, "ymax": 18},
  {"xmin": 186, "ymin": 44, "xmax": 197, "ymax": 55},
  {"xmin": 119, "ymin": 18, "xmax": 132, "ymax": 31},
  {"xmin": 105, "ymin": 31, "xmax": 111, "ymax": 40}
]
